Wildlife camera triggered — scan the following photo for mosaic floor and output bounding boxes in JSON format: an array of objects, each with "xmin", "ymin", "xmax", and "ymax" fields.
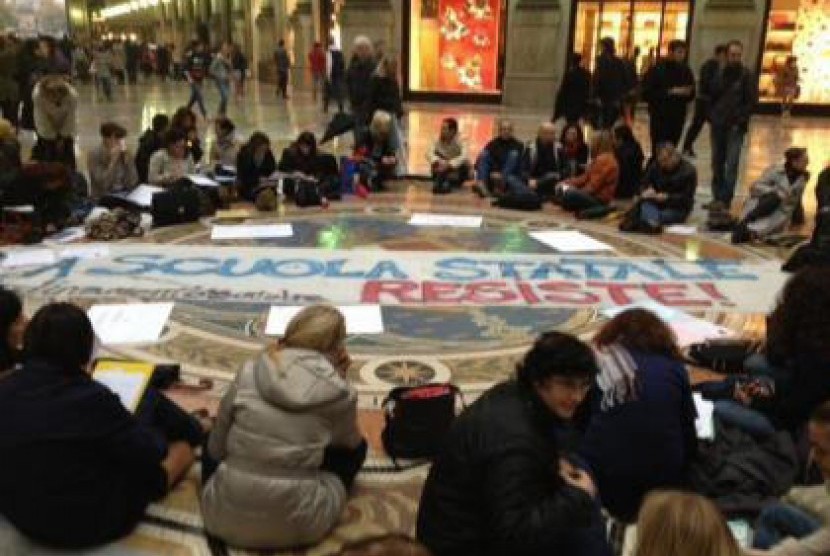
[{"xmin": 3, "ymin": 79, "xmax": 828, "ymax": 555}]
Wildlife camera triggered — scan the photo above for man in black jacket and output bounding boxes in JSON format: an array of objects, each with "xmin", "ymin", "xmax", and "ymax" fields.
[
  {"xmin": 682, "ymin": 44, "xmax": 726, "ymax": 158},
  {"xmin": 641, "ymin": 40, "xmax": 695, "ymax": 157},
  {"xmin": 346, "ymin": 36, "xmax": 377, "ymax": 127},
  {"xmin": 623, "ymin": 143, "xmax": 697, "ymax": 234},
  {"xmin": 708, "ymin": 40, "xmax": 758, "ymax": 209},
  {"xmin": 592, "ymin": 37, "xmax": 632, "ymax": 129},
  {"xmin": 417, "ymin": 332, "xmax": 611, "ymax": 556}
]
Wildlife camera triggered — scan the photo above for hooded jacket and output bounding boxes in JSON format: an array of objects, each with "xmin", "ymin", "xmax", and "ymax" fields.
[{"xmin": 201, "ymin": 348, "xmax": 362, "ymax": 549}]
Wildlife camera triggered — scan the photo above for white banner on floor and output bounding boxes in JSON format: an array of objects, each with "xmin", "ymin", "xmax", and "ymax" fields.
[{"xmin": 1, "ymin": 245, "xmax": 788, "ymax": 313}]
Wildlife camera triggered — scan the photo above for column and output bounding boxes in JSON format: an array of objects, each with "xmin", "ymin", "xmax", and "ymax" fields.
[
  {"xmin": 689, "ymin": 0, "xmax": 762, "ymax": 72},
  {"xmin": 256, "ymin": 2, "xmax": 277, "ymax": 81},
  {"xmin": 502, "ymin": 0, "xmax": 564, "ymax": 108},
  {"xmin": 291, "ymin": 0, "xmax": 314, "ymax": 91},
  {"xmin": 339, "ymin": 0, "xmax": 394, "ymax": 59}
]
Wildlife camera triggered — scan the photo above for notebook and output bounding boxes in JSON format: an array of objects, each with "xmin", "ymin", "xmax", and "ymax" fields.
[{"xmin": 93, "ymin": 360, "xmax": 155, "ymax": 413}]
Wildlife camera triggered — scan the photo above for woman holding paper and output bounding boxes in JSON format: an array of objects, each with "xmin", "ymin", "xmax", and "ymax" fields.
[
  {"xmin": 148, "ymin": 128, "xmax": 197, "ymax": 186},
  {"xmin": 580, "ymin": 309, "xmax": 697, "ymax": 523},
  {"xmin": 202, "ymin": 305, "xmax": 367, "ymax": 549},
  {"xmin": 0, "ymin": 303, "xmax": 204, "ymax": 548}
]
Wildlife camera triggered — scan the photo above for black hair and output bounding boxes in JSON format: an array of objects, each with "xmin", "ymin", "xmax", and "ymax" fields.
[
  {"xmin": 296, "ymin": 130, "xmax": 317, "ymax": 153},
  {"xmin": 715, "ymin": 44, "xmax": 727, "ymax": 56},
  {"xmin": 442, "ymin": 117, "xmax": 459, "ymax": 134},
  {"xmin": 24, "ymin": 303, "xmax": 94, "ymax": 373},
  {"xmin": 785, "ymin": 147, "xmax": 807, "ymax": 166},
  {"xmin": 247, "ymin": 131, "xmax": 271, "ymax": 150},
  {"xmin": 600, "ymin": 37, "xmax": 616, "ymax": 55},
  {"xmin": 613, "ymin": 124, "xmax": 635, "ymax": 144},
  {"xmin": 215, "ymin": 116, "xmax": 235, "ymax": 135},
  {"xmin": 668, "ymin": 40, "xmax": 687, "ymax": 53},
  {"xmin": 0, "ymin": 288, "xmax": 23, "ymax": 371},
  {"xmin": 570, "ymin": 52, "xmax": 583, "ymax": 68},
  {"xmin": 164, "ymin": 128, "xmax": 188, "ymax": 148},
  {"xmin": 516, "ymin": 331, "xmax": 598, "ymax": 388},
  {"xmin": 100, "ymin": 121, "xmax": 127, "ymax": 139},
  {"xmin": 151, "ymin": 113, "xmax": 170, "ymax": 134},
  {"xmin": 560, "ymin": 122, "xmax": 585, "ymax": 145}
]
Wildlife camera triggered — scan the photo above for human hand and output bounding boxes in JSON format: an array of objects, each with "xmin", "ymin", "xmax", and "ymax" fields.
[
  {"xmin": 491, "ymin": 172, "xmax": 502, "ymax": 180},
  {"xmin": 559, "ymin": 464, "xmax": 597, "ymax": 498},
  {"xmin": 734, "ymin": 383, "xmax": 753, "ymax": 405},
  {"xmin": 642, "ymin": 188, "xmax": 656, "ymax": 199},
  {"xmin": 529, "ymin": 179, "xmax": 538, "ymax": 189},
  {"xmin": 657, "ymin": 192, "xmax": 668, "ymax": 202}
]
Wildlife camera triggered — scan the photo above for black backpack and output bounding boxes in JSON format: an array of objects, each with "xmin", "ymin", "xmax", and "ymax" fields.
[{"xmin": 381, "ymin": 383, "xmax": 463, "ymax": 467}]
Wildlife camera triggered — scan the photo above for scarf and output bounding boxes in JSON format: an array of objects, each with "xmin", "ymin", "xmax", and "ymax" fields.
[{"xmin": 594, "ymin": 343, "xmax": 640, "ymax": 411}]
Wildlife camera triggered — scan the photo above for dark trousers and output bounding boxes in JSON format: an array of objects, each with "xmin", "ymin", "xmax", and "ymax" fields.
[
  {"xmin": 710, "ymin": 124, "xmax": 746, "ymax": 207},
  {"xmin": 432, "ymin": 163, "xmax": 470, "ymax": 193},
  {"xmin": 561, "ymin": 188, "xmax": 605, "ymax": 212},
  {"xmin": 324, "ymin": 80, "xmax": 345, "ymax": 113},
  {"xmin": 321, "ymin": 439, "xmax": 368, "ymax": 490},
  {"xmin": 753, "ymin": 503, "xmax": 822, "ymax": 549},
  {"xmin": 32, "ymin": 136, "xmax": 76, "ymax": 170},
  {"xmin": 187, "ymin": 81, "xmax": 207, "ymax": 117},
  {"xmin": 649, "ymin": 109, "xmax": 687, "ymax": 155},
  {"xmin": 682, "ymin": 98, "xmax": 709, "ymax": 150},
  {"xmin": 277, "ymin": 70, "xmax": 289, "ymax": 98},
  {"xmin": 599, "ymin": 100, "xmax": 621, "ymax": 130},
  {"xmin": 136, "ymin": 388, "xmax": 204, "ymax": 448}
]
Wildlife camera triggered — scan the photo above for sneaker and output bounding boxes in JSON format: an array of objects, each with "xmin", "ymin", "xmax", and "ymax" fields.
[
  {"xmin": 472, "ymin": 183, "xmax": 489, "ymax": 198},
  {"xmin": 355, "ymin": 183, "xmax": 370, "ymax": 199}
]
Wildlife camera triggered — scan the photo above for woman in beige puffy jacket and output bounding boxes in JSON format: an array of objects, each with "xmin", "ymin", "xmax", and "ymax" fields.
[{"xmin": 201, "ymin": 305, "xmax": 367, "ymax": 549}]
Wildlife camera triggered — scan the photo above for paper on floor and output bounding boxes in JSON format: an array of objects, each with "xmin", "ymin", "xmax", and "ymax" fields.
[
  {"xmin": 127, "ymin": 184, "xmax": 165, "ymax": 207},
  {"xmin": 665, "ymin": 224, "xmax": 698, "ymax": 235},
  {"xmin": 211, "ymin": 223, "xmax": 294, "ymax": 240},
  {"xmin": 529, "ymin": 230, "xmax": 615, "ymax": 253},
  {"xmin": 44, "ymin": 226, "xmax": 87, "ymax": 244},
  {"xmin": 265, "ymin": 305, "xmax": 385, "ymax": 336},
  {"xmin": 409, "ymin": 213, "xmax": 483, "ymax": 228},
  {"xmin": 601, "ymin": 300, "xmax": 734, "ymax": 347},
  {"xmin": 88, "ymin": 302, "xmax": 174, "ymax": 345},
  {"xmin": 693, "ymin": 393, "xmax": 715, "ymax": 440},
  {"xmin": 1, "ymin": 249, "xmax": 56, "ymax": 268},
  {"xmin": 94, "ymin": 367, "xmax": 150, "ymax": 412},
  {"xmin": 187, "ymin": 174, "xmax": 220, "ymax": 187}
]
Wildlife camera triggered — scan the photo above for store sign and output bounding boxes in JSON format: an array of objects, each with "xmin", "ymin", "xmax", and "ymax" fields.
[{"xmin": 2, "ymin": 245, "xmax": 788, "ymax": 312}]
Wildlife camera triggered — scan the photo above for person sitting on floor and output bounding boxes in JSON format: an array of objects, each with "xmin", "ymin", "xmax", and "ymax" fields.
[
  {"xmin": 417, "ymin": 332, "xmax": 612, "ymax": 556},
  {"xmin": 277, "ymin": 131, "xmax": 340, "ymax": 201},
  {"xmin": 202, "ymin": 305, "xmax": 367, "ymax": 550},
  {"xmin": 555, "ymin": 130, "xmax": 619, "ymax": 218},
  {"xmin": 0, "ymin": 302, "xmax": 204, "ymax": 549},
  {"xmin": 613, "ymin": 124, "xmax": 645, "ymax": 200},
  {"xmin": 472, "ymin": 119, "xmax": 524, "ymax": 198},
  {"xmin": 620, "ymin": 143, "xmax": 697, "ymax": 234},
  {"xmin": 633, "ymin": 491, "xmax": 740, "ymax": 556},
  {"xmin": 170, "ymin": 106, "xmax": 203, "ymax": 164},
  {"xmin": 557, "ymin": 123, "xmax": 589, "ymax": 181},
  {"xmin": 87, "ymin": 121, "xmax": 139, "ymax": 199},
  {"xmin": 511, "ymin": 121, "xmax": 561, "ymax": 203},
  {"xmin": 581, "ymin": 308, "xmax": 697, "ymax": 523},
  {"xmin": 147, "ymin": 128, "xmax": 196, "ymax": 186},
  {"xmin": 427, "ymin": 117, "xmax": 469, "ymax": 195},
  {"xmin": 747, "ymin": 400, "xmax": 830, "ymax": 556},
  {"xmin": 234, "ymin": 131, "xmax": 276, "ymax": 205},
  {"xmin": 209, "ymin": 116, "xmax": 239, "ymax": 168},
  {"xmin": 135, "ymin": 113, "xmax": 170, "ymax": 183},
  {"xmin": 354, "ymin": 110, "xmax": 398, "ymax": 196},
  {"xmin": 0, "ymin": 287, "xmax": 26, "ymax": 375},
  {"xmin": 732, "ymin": 147, "xmax": 810, "ymax": 244}
]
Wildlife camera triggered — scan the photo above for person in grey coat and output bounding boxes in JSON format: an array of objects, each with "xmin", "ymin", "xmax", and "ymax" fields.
[
  {"xmin": 733, "ymin": 147, "xmax": 810, "ymax": 244},
  {"xmin": 201, "ymin": 305, "xmax": 367, "ymax": 550}
]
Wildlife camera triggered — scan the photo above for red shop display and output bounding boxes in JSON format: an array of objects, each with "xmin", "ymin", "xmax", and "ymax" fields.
[{"xmin": 436, "ymin": 0, "xmax": 502, "ymax": 93}]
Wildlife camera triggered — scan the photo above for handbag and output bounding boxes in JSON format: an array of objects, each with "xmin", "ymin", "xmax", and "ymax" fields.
[
  {"xmin": 381, "ymin": 383, "xmax": 464, "ymax": 467},
  {"xmin": 687, "ymin": 338, "xmax": 760, "ymax": 374},
  {"xmin": 151, "ymin": 181, "xmax": 200, "ymax": 227}
]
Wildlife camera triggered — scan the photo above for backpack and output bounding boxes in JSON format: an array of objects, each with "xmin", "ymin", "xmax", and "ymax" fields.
[
  {"xmin": 295, "ymin": 181, "xmax": 323, "ymax": 207},
  {"xmin": 381, "ymin": 383, "xmax": 463, "ymax": 467}
]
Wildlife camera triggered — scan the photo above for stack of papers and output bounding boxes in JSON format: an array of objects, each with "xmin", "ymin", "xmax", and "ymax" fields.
[
  {"xmin": 93, "ymin": 360, "xmax": 155, "ymax": 412},
  {"xmin": 126, "ymin": 185, "xmax": 165, "ymax": 208},
  {"xmin": 1, "ymin": 249, "xmax": 56, "ymax": 268},
  {"xmin": 409, "ymin": 213, "xmax": 483, "ymax": 228},
  {"xmin": 529, "ymin": 230, "xmax": 615, "ymax": 253},
  {"xmin": 265, "ymin": 305, "xmax": 385, "ymax": 336},
  {"xmin": 188, "ymin": 174, "xmax": 220, "ymax": 188},
  {"xmin": 88, "ymin": 303, "xmax": 174, "ymax": 345},
  {"xmin": 44, "ymin": 226, "xmax": 87, "ymax": 244},
  {"xmin": 600, "ymin": 300, "xmax": 734, "ymax": 347},
  {"xmin": 693, "ymin": 393, "xmax": 715, "ymax": 440},
  {"xmin": 211, "ymin": 223, "xmax": 294, "ymax": 240}
]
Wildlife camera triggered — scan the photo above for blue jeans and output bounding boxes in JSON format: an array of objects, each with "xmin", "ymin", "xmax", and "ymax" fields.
[
  {"xmin": 714, "ymin": 400, "xmax": 776, "ymax": 438},
  {"xmin": 753, "ymin": 503, "xmax": 822, "ymax": 549},
  {"xmin": 187, "ymin": 81, "xmax": 207, "ymax": 116},
  {"xmin": 639, "ymin": 201, "xmax": 688, "ymax": 226},
  {"xmin": 98, "ymin": 75, "xmax": 113, "ymax": 100},
  {"xmin": 561, "ymin": 188, "xmax": 604, "ymax": 212},
  {"xmin": 216, "ymin": 79, "xmax": 230, "ymax": 115},
  {"xmin": 710, "ymin": 124, "xmax": 746, "ymax": 207},
  {"xmin": 505, "ymin": 175, "xmax": 540, "ymax": 202},
  {"xmin": 475, "ymin": 149, "xmax": 521, "ymax": 192}
]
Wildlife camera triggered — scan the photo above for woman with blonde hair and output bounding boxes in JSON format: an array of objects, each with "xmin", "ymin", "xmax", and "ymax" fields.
[
  {"xmin": 635, "ymin": 491, "xmax": 740, "ymax": 556},
  {"xmin": 555, "ymin": 129, "xmax": 620, "ymax": 218},
  {"xmin": 355, "ymin": 110, "xmax": 398, "ymax": 194},
  {"xmin": 201, "ymin": 305, "xmax": 367, "ymax": 549}
]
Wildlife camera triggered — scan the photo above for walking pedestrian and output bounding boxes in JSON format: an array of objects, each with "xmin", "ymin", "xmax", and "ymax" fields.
[
  {"xmin": 308, "ymin": 41, "xmax": 326, "ymax": 102},
  {"xmin": 553, "ymin": 53, "xmax": 591, "ymax": 125},
  {"xmin": 231, "ymin": 44, "xmax": 247, "ymax": 99},
  {"xmin": 592, "ymin": 37, "xmax": 632, "ymax": 129},
  {"xmin": 273, "ymin": 39, "xmax": 291, "ymax": 99},
  {"xmin": 93, "ymin": 42, "xmax": 115, "ymax": 101},
  {"xmin": 324, "ymin": 37, "xmax": 346, "ymax": 113},
  {"xmin": 681, "ymin": 44, "xmax": 726, "ymax": 158},
  {"xmin": 210, "ymin": 43, "xmax": 232, "ymax": 116},
  {"xmin": 184, "ymin": 41, "xmax": 209, "ymax": 118}
]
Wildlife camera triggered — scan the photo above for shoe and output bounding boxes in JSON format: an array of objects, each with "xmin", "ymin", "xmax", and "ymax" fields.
[
  {"xmin": 472, "ymin": 183, "xmax": 489, "ymax": 198},
  {"xmin": 355, "ymin": 183, "xmax": 370, "ymax": 199}
]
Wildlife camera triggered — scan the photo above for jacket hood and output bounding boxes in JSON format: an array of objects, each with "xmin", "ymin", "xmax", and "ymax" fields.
[{"xmin": 253, "ymin": 348, "xmax": 352, "ymax": 411}]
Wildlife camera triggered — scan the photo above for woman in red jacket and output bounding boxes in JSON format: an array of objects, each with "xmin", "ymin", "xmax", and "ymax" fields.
[{"xmin": 556, "ymin": 130, "xmax": 619, "ymax": 218}]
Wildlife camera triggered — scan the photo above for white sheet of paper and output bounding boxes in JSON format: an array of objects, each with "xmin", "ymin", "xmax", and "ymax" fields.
[
  {"xmin": 1, "ymin": 249, "xmax": 57, "ymax": 268},
  {"xmin": 215, "ymin": 175, "xmax": 236, "ymax": 183},
  {"xmin": 665, "ymin": 224, "xmax": 698, "ymax": 235},
  {"xmin": 728, "ymin": 520, "xmax": 753, "ymax": 548},
  {"xmin": 693, "ymin": 393, "xmax": 715, "ymax": 440},
  {"xmin": 187, "ymin": 174, "xmax": 220, "ymax": 187},
  {"xmin": 601, "ymin": 300, "xmax": 685, "ymax": 322},
  {"xmin": 85, "ymin": 207, "xmax": 110, "ymax": 223},
  {"xmin": 94, "ymin": 369, "xmax": 146, "ymax": 411},
  {"xmin": 671, "ymin": 319, "xmax": 734, "ymax": 347},
  {"xmin": 44, "ymin": 226, "xmax": 87, "ymax": 244},
  {"xmin": 4, "ymin": 205, "xmax": 35, "ymax": 213},
  {"xmin": 88, "ymin": 302, "xmax": 174, "ymax": 345},
  {"xmin": 265, "ymin": 305, "xmax": 385, "ymax": 336},
  {"xmin": 529, "ymin": 230, "xmax": 615, "ymax": 253},
  {"xmin": 211, "ymin": 224, "xmax": 294, "ymax": 240},
  {"xmin": 127, "ymin": 185, "xmax": 165, "ymax": 207},
  {"xmin": 221, "ymin": 164, "xmax": 236, "ymax": 173},
  {"xmin": 409, "ymin": 213, "xmax": 483, "ymax": 228},
  {"xmin": 59, "ymin": 244, "xmax": 110, "ymax": 261}
]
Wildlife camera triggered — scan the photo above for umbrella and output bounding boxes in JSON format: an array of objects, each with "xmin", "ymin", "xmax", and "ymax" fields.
[{"xmin": 320, "ymin": 112, "xmax": 356, "ymax": 144}]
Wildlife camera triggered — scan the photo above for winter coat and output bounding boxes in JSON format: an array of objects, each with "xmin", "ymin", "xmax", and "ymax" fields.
[
  {"xmin": 709, "ymin": 64, "xmax": 757, "ymax": 130},
  {"xmin": 209, "ymin": 54, "xmax": 231, "ymax": 82},
  {"xmin": 365, "ymin": 74, "xmax": 403, "ymax": 121},
  {"xmin": 565, "ymin": 152, "xmax": 619, "ymax": 203},
  {"xmin": 743, "ymin": 164, "xmax": 808, "ymax": 237},
  {"xmin": 0, "ymin": 43, "xmax": 19, "ymax": 103},
  {"xmin": 427, "ymin": 136, "xmax": 469, "ymax": 169},
  {"xmin": 642, "ymin": 156, "xmax": 698, "ymax": 218},
  {"xmin": 816, "ymin": 167, "xmax": 830, "ymax": 211},
  {"xmin": 209, "ymin": 134, "xmax": 239, "ymax": 167},
  {"xmin": 201, "ymin": 349, "xmax": 362, "ymax": 549},
  {"xmin": 87, "ymin": 145, "xmax": 139, "ymax": 198},
  {"xmin": 346, "ymin": 56, "xmax": 376, "ymax": 117},
  {"xmin": 641, "ymin": 59, "xmax": 696, "ymax": 120},
  {"xmin": 33, "ymin": 81, "xmax": 78, "ymax": 139},
  {"xmin": 521, "ymin": 139, "xmax": 561, "ymax": 180},
  {"xmin": 235, "ymin": 144, "xmax": 276, "ymax": 201},
  {"xmin": 593, "ymin": 52, "xmax": 631, "ymax": 104},
  {"xmin": 614, "ymin": 139, "xmax": 645, "ymax": 199},
  {"xmin": 135, "ymin": 129, "xmax": 165, "ymax": 184},
  {"xmin": 554, "ymin": 66, "xmax": 591, "ymax": 123},
  {"xmin": 696, "ymin": 57, "xmax": 721, "ymax": 103}
]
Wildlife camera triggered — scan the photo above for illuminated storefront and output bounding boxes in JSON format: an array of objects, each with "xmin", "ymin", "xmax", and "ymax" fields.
[
  {"xmin": 569, "ymin": 0, "xmax": 692, "ymax": 74},
  {"xmin": 403, "ymin": 0, "xmax": 507, "ymax": 101},
  {"xmin": 759, "ymin": 0, "xmax": 830, "ymax": 107}
]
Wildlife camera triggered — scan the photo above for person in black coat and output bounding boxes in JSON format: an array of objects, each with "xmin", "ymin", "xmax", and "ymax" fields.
[
  {"xmin": 277, "ymin": 131, "xmax": 340, "ymax": 200},
  {"xmin": 235, "ymin": 131, "xmax": 276, "ymax": 202},
  {"xmin": 0, "ymin": 287, "xmax": 25, "ymax": 374},
  {"xmin": 641, "ymin": 40, "xmax": 695, "ymax": 157},
  {"xmin": 554, "ymin": 53, "xmax": 591, "ymax": 125},
  {"xmin": 0, "ymin": 303, "xmax": 203, "ymax": 549},
  {"xmin": 511, "ymin": 122, "xmax": 560, "ymax": 202},
  {"xmin": 346, "ymin": 37, "xmax": 377, "ymax": 125},
  {"xmin": 417, "ymin": 332, "xmax": 612, "ymax": 556},
  {"xmin": 135, "ymin": 113, "xmax": 170, "ymax": 183},
  {"xmin": 681, "ymin": 44, "xmax": 726, "ymax": 157},
  {"xmin": 592, "ymin": 37, "xmax": 632, "ymax": 129},
  {"xmin": 473, "ymin": 119, "xmax": 525, "ymax": 197},
  {"xmin": 613, "ymin": 124, "xmax": 644, "ymax": 200}
]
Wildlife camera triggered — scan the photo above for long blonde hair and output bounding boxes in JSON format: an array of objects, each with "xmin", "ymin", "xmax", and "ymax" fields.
[
  {"xmin": 635, "ymin": 491, "xmax": 740, "ymax": 556},
  {"xmin": 278, "ymin": 305, "xmax": 346, "ymax": 356}
]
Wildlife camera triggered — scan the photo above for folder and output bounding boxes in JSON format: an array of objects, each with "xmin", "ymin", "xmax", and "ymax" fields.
[{"xmin": 93, "ymin": 360, "xmax": 155, "ymax": 413}]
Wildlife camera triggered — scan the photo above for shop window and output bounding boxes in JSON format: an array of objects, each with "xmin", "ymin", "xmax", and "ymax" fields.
[
  {"xmin": 760, "ymin": 0, "xmax": 830, "ymax": 105},
  {"xmin": 406, "ymin": 0, "xmax": 505, "ymax": 95}
]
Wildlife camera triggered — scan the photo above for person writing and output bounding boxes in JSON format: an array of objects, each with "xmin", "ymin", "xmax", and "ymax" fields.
[
  {"xmin": 87, "ymin": 121, "xmax": 138, "ymax": 199},
  {"xmin": 147, "ymin": 128, "xmax": 196, "ymax": 186}
]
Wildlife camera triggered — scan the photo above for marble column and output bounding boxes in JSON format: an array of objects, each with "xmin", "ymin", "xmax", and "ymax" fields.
[
  {"xmin": 502, "ymin": 0, "xmax": 564, "ymax": 109},
  {"xmin": 256, "ymin": 4, "xmax": 277, "ymax": 81},
  {"xmin": 339, "ymin": 0, "xmax": 394, "ymax": 59},
  {"xmin": 291, "ymin": 0, "xmax": 315, "ymax": 91},
  {"xmin": 689, "ymin": 0, "xmax": 763, "ymax": 72}
]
